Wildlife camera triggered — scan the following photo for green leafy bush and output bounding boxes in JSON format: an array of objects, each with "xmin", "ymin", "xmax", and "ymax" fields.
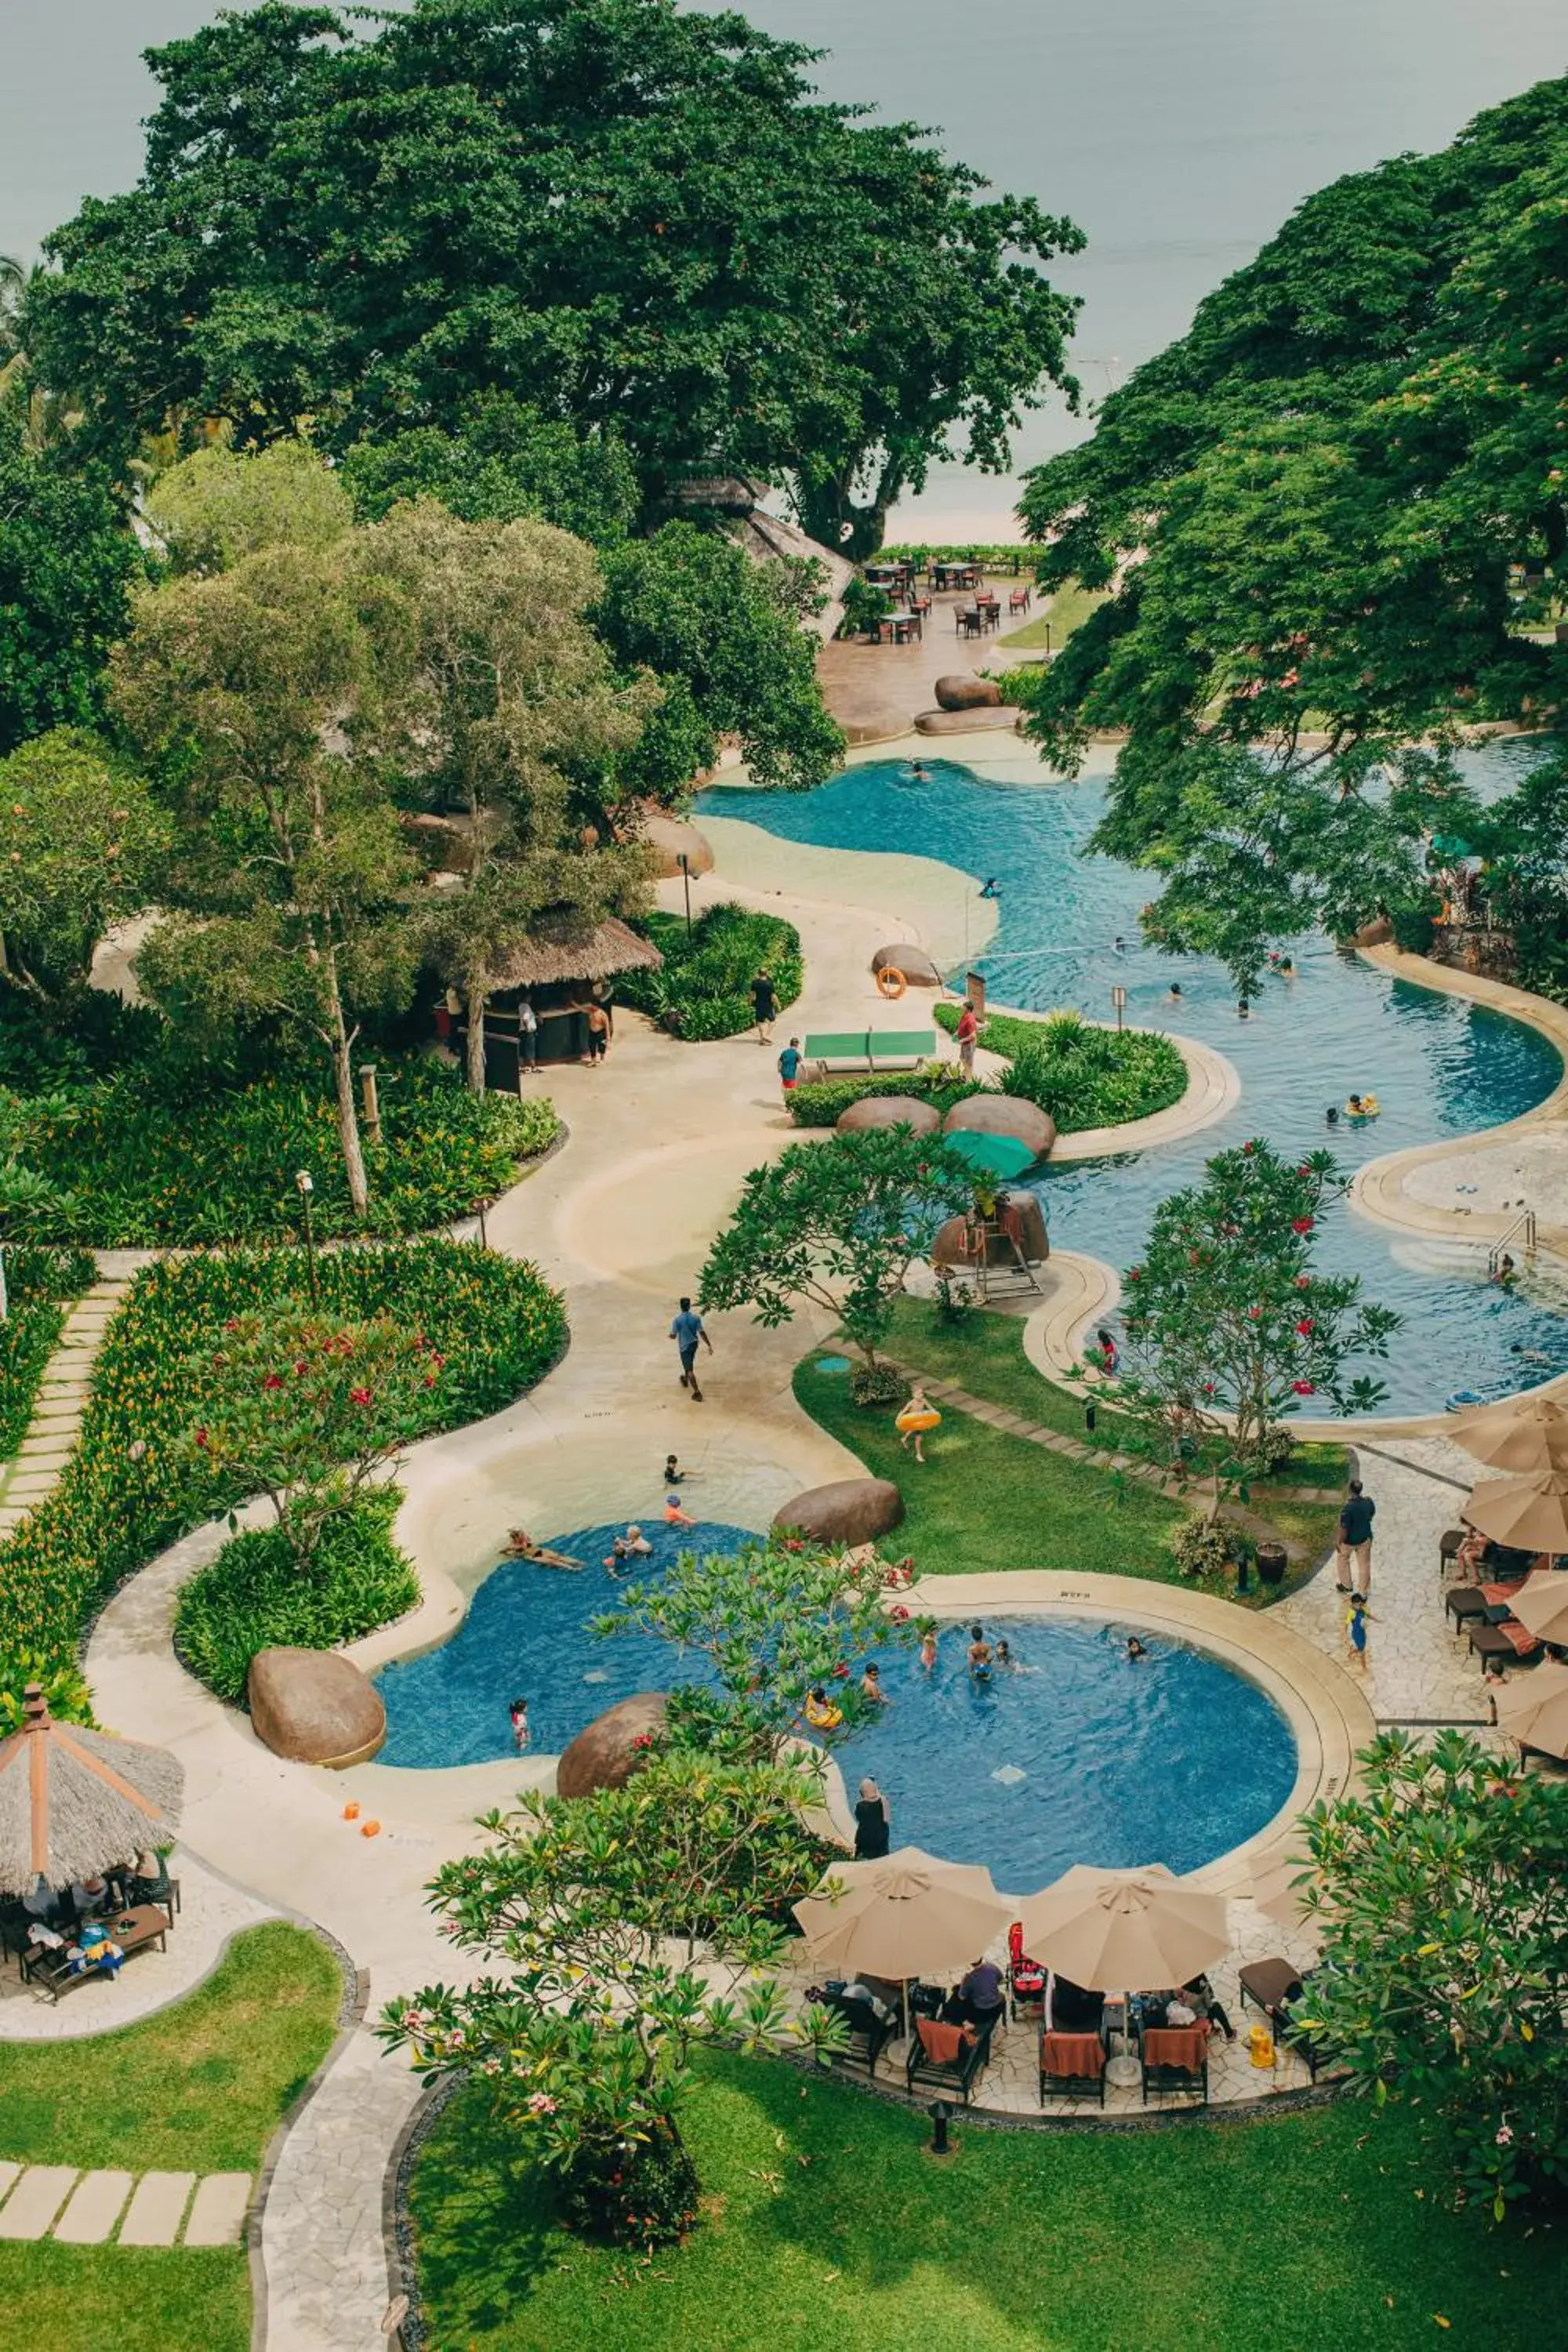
[
  {"xmin": 0, "ymin": 1244, "xmax": 95, "ymax": 1457},
  {"xmin": 9, "ymin": 1058, "xmax": 558, "ymax": 1245},
  {"xmin": 786, "ymin": 1065, "xmax": 977, "ymax": 1127},
  {"xmin": 838, "ymin": 579, "xmax": 894, "ymax": 639},
  {"xmin": 933, "ymin": 1004, "xmax": 1186, "ymax": 1131},
  {"xmin": 0, "ymin": 1240, "xmax": 565, "ymax": 1697},
  {"xmin": 175, "ymin": 1486, "xmax": 419, "ymax": 1704},
  {"xmin": 619, "ymin": 903, "xmax": 802, "ymax": 1043}
]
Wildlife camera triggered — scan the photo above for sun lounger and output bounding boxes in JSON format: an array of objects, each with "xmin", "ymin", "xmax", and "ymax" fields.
[
  {"xmin": 803, "ymin": 1029, "xmax": 934, "ymax": 1076},
  {"xmin": 1140, "ymin": 2023, "xmax": 1210, "ymax": 2105},
  {"xmin": 1039, "ymin": 2030, "xmax": 1107, "ymax": 2107},
  {"xmin": 818, "ymin": 1989, "xmax": 895, "ymax": 2077},
  {"xmin": 906, "ymin": 2013, "xmax": 995, "ymax": 2105}
]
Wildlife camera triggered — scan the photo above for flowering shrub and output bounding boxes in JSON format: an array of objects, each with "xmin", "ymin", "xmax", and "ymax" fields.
[
  {"xmin": 175, "ymin": 1486, "xmax": 419, "ymax": 1704},
  {"xmin": 8, "ymin": 1058, "xmax": 558, "ymax": 1245},
  {"xmin": 0, "ymin": 1240, "xmax": 565, "ymax": 1699}
]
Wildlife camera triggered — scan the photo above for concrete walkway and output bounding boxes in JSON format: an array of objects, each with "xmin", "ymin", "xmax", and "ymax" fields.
[
  {"xmin": 0, "ymin": 2160, "xmax": 249, "ymax": 2246},
  {"xmin": 0, "ymin": 1272, "xmax": 132, "ymax": 1537}
]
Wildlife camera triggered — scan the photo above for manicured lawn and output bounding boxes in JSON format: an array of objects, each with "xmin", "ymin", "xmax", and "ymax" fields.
[
  {"xmin": 409, "ymin": 2053, "xmax": 1550, "ymax": 2352},
  {"xmin": 1000, "ymin": 579, "xmax": 1107, "ymax": 651},
  {"xmin": 794, "ymin": 1354, "xmax": 1187, "ymax": 1583},
  {"xmin": 800, "ymin": 1305, "xmax": 1342, "ymax": 1597},
  {"xmin": 0, "ymin": 1921, "xmax": 340, "ymax": 2171},
  {"xmin": 0, "ymin": 1922, "xmax": 340, "ymax": 2352}
]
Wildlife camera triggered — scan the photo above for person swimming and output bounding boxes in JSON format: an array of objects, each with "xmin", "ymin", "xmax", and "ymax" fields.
[
  {"xmin": 804, "ymin": 1685, "xmax": 844, "ymax": 1731},
  {"xmin": 920, "ymin": 1624, "xmax": 938, "ymax": 1671},
  {"xmin": 1125, "ymin": 1637, "xmax": 1148, "ymax": 1661},
  {"xmin": 509, "ymin": 1696, "xmax": 530, "ymax": 1749},
  {"xmin": 1494, "ymin": 1252, "xmax": 1518, "ymax": 1287},
  {"xmin": 1325, "ymin": 1105, "xmax": 1340, "ymax": 1127},
  {"xmin": 979, "ymin": 877, "xmax": 1001, "ymax": 900},
  {"xmin": 907, "ymin": 760, "xmax": 929, "ymax": 782},
  {"xmin": 967, "ymin": 1622, "xmax": 994, "ymax": 1680},
  {"xmin": 604, "ymin": 1524, "xmax": 652, "ymax": 1572},
  {"xmin": 1167, "ymin": 982, "xmax": 1183, "ymax": 1002},
  {"xmin": 506, "ymin": 1530, "xmax": 583, "ymax": 1570}
]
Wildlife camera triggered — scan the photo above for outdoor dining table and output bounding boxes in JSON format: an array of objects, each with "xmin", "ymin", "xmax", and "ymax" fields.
[{"xmin": 873, "ymin": 611, "xmax": 923, "ymax": 644}]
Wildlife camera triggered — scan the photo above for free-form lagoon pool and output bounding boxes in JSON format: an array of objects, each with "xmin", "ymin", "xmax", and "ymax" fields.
[
  {"xmin": 374, "ymin": 1522, "xmax": 1298, "ymax": 1891},
  {"xmin": 699, "ymin": 748, "xmax": 1568, "ymax": 1414}
]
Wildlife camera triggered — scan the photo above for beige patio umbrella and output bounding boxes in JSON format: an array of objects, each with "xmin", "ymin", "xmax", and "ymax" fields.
[
  {"xmin": 1461, "ymin": 1472, "xmax": 1568, "ymax": 1554},
  {"xmin": 1507, "ymin": 1570, "xmax": 1568, "ymax": 1647},
  {"xmin": 793, "ymin": 1846, "xmax": 1013, "ymax": 1994},
  {"xmin": 1250, "ymin": 1850, "xmax": 1321, "ymax": 1940},
  {"xmin": 1494, "ymin": 1660, "xmax": 1568, "ymax": 1760},
  {"xmin": 0, "ymin": 1686, "xmax": 183, "ymax": 1896},
  {"xmin": 1014, "ymin": 1864, "xmax": 1229, "ymax": 1992},
  {"xmin": 1449, "ymin": 1394, "xmax": 1568, "ymax": 1475}
]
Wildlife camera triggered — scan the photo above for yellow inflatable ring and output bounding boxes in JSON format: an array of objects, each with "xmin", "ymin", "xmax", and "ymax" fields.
[
  {"xmin": 877, "ymin": 964, "xmax": 908, "ymax": 1000},
  {"xmin": 897, "ymin": 1406, "xmax": 942, "ymax": 1434}
]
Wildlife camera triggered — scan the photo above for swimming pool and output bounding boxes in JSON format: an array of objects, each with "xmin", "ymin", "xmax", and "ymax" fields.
[
  {"xmin": 699, "ymin": 748, "xmax": 1568, "ymax": 1413},
  {"xmin": 373, "ymin": 1522, "xmax": 1298, "ymax": 1890}
]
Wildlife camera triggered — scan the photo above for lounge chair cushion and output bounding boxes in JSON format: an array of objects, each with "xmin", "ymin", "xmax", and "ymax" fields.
[
  {"xmin": 1041, "ymin": 2031, "xmax": 1105, "ymax": 2078},
  {"xmin": 1142, "ymin": 2024, "xmax": 1210, "ymax": 2071},
  {"xmin": 916, "ymin": 2017, "xmax": 974, "ymax": 2066}
]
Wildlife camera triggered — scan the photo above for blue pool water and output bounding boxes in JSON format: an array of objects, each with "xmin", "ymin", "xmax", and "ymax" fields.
[
  {"xmin": 699, "ymin": 746, "xmax": 1568, "ymax": 1413},
  {"xmin": 374, "ymin": 1523, "xmax": 1298, "ymax": 1889}
]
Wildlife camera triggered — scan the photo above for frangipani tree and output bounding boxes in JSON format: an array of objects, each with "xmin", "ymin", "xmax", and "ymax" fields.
[
  {"xmin": 379, "ymin": 1749, "xmax": 846, "ymax": 2245},
  {"xmin": 1116, "ymin": 1139, "xmax": 1399, "ymax": 1478},
  {"xmin": 699, "ymin": 1127, "xmax": 976, "ymax": 1377},
  {"xmin": 1298, "ymin": 1730, "xmax": 1568, "ymax": 2220}
]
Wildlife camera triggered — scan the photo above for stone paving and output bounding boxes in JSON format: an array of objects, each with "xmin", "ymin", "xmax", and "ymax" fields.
[
  {"xmin": 0, "ymin": 1272, "xmax": 132, "ymax": 1538},
  {"xmin": 0, "ymin": 2160, "xmax": 250, "ymax": 2246}
]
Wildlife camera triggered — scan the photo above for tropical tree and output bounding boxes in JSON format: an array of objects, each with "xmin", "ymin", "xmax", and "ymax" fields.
[
  {"xmin": 594, "ymin": 523, "xmax": 844, "ymax": 797},
  {"xmin": 700, "ymin": 1127, "xmax": 976, "ymax": 1374},
  {"xmin": 182, "ymin": 1308, "xmax": 445, "ymax": 1569},
  {"xmin": 1011, "ymin": 78, "xmax": 1568, "ymax": 986},
  {"xmin": 143, "ymin": 439, "xmax": 352, "ymax": 575},
  {"xmin": 0, "ymin": 397, "xmax": 141, "ymax": 754},
  {"xmin": 1115, "ymin": 1139, "xmax": 1399, "ymax": 1476},
  {"xmin": 340, "ymin": 393, "xmax": 641, "ymax": 547},
  {"xmin": 111, "ymin": 543, "xmax": 419, "ymax": 1216},
  {"xmin": 350, "ymin": 497, "xmax": 655, "ymax": 1089},
  {"xmin": 0, "ymin": 730, "xmax": 170, "ymax": 1010},
  {"xmin": 1298, "ymin": 1730, "xmax": 1568, "ymax": 2219},
  {"xmin": 595, "ymin": 1533, "xmax": 914, "ymax": 1761},
  {"xmin": 31, "ymin": 0, "xmax": 1082, "ymax": 552},
  {"xmin": 378, "ymin": 1749, "xmax": 845, "ymax": 2244}
]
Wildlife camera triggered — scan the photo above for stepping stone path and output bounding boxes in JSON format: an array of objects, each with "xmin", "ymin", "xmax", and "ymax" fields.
[
  {"xmin": 0, "ymin": 2161, "xmax": 251, "ymax": 2248},
  {"xmin": 0, "ymin": 1272, "xmax": 133, "ymax": 1539}
]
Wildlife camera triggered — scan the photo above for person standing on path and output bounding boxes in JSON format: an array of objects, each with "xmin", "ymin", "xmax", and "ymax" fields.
[
  {"xmin": 585, "ymin": 1000, "xmax": 611, "ymax": 1062},
  {"xmin": 670, "ymin": 1295, "xmax": 713, "ymax": 1401},
  {"xmin": 1336, "ymin": 1478, "xmax": 1375, "ymax": 1599},
  {"xmin": 1345, "ymin": 1591, "xmax": 1370, "ymax": 1670},
  {"xmin": 517, "ymin": 996, "xmax": 538, "ymax": 1075},
  {"xmin": 955, "ymin": 1000, "xmax": 980, "ymax": 1077},
  {"xmin": 778, "ymin": 1037, "xmax": 803, "ymax": 1098},
  {"xmin": 751, "ymin": 968, "xmax": 778, "ymax": 1044}
]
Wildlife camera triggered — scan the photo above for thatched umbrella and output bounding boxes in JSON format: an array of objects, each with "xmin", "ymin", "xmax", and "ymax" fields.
[{"xmin": 0, "ymin": 1686, "xmax": 183, "ymax": 1896}]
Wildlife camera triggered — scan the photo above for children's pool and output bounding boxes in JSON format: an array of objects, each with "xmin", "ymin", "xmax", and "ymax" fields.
[
  {"xmin": 699, "ymin": 747, "xmax": 1568, "ymax": 1414},
  {"xmin": 372, "ymin": 1521, "xmax": 1298, "ymax": 1890}
]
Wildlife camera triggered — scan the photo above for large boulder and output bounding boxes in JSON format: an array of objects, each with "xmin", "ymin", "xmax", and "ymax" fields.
[
  {"xmin": 557, "ymin": 1692, "xmax": 669, "ymax": 1798},
  {"xmin": 943, "ymin": 1094, "xmax": 1057, "ymax": 1163},
  {"xmin": 773, "ymin": 1478, "xmax": 904, "ymax": 1547},
  {"xmin": 642, "ymin": 812, "xmax": 715, "ymax": 880},
  {"xmin": 837, "ymin": 1094, "xmax": 941, "ymax": 1136},
  {"xmin": 915, "ymin": 706, "xmax": 1021, "ymax": 736},
  {"xmin": 247, "ymin": 1647, "xmax": 386, "ymax": 1768},
  {"xmin": 935, "ymin": 673, "xmax": 1004, "ymax": 713},
  {"xmin": 872, "ymin": 942, "xmax": 942, "ymax": 988},
  {"xmin": 932, "ymin": 1189, "xmax": 1049, "ymax": 1269}
]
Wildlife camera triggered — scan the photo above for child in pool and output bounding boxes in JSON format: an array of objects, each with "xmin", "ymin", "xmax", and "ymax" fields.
[
  {"xmin": 920, "ymin": 1626, "xmax": 939, "ymax": 1671},
  {"xmin": 1125, "ymin": 1636, "xmax": 1148, "ymax": 1661},
  {"xmin": 604, "ymin": 1524, "xmax": 652, "ymax": 1572},
  {"xmin": 804, "ymin": 1685, "xmax": 843, "ymax": 1731},
  {"xmin": 663, "ymin": 1494, "xmax": 697, "ymax": 1528},
  {"xmin": 967, "ymin": 1623, "xmax": 994, "ymax": 1681},
  {"xmin": 509, "ymin": 1697, "xmax": 530, "ymax": 1751},
  {"xmin": 663, "ymin": 1454, "xmax": 689, "ymax": 1485}
]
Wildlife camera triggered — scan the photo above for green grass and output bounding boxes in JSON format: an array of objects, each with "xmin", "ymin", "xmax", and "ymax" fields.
[
  {"xmin": 0, "ymin": 1922, "xmax": 340, "ymax": 2352},
  {"xmin": 794, "ymin": 1353, "xmax": 1187, "ymax": 1582},
  {"xmin": 1000, "ymin": 580, "xmax": 1108, "ymax": 652},
  {"xmin": 408, "ymin": 2052, "xmax": 1552, "ymax": 2352},
  {"xmin": 0, "ymin": 1921, "xmax": 340, "ymax": 2172},
  {"xmin": 801, "ymin": 1303, "xmax": 1343, "ymax": 1596}
]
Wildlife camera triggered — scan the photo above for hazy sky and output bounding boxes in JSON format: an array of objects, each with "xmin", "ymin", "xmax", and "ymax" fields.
[{"xmin": 6, "ymin": 1, "xmax": 1564, "ymax": 532}]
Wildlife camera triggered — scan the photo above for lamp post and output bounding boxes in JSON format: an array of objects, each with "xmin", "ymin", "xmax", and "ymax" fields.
[
  {"xmin": 1110, "ymin": 982, "xmax": 1127, "ymax": 1033},
  {"xmin": 676, "ymin": 851, "xmax": 694, "ymax": 941},
  {"xmin": 927, "ymin": 2098, "xmax": 953, "ymax": 2157},
  {"xmin": 295, "ymin": 1170, "xmax": 318, "ymax": 1302}
]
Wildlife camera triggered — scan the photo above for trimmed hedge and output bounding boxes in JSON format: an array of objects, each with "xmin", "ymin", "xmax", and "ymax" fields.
[
  {"xmin": 932, "ymin": 1004, "xmax": 1186, "ymax": 1131},
  {"xmin": 618, "ymin": 902, "xmax": 803, "ymax": 1042},
  {"xmin": 0, "ymin": 1246, "xmax": 96, "ymax": 1458},
  {"xmin": 9, "ymin": 1058, "xmax": 558, "ymax": 1247},
  {"xmin": 175, "ymin": 1486, "xmax": 419, "ymax": 1705},
  {"xmin": 786, "ymin": 1065, "xmax": 978, "ymax": 1128},
  {"xmin": 0, "ymin": 1240, "xmax": 566, "ymax": 1699}
]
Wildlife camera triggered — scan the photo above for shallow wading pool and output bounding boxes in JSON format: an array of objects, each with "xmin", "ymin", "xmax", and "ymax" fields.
[
  {"xmin": 699, "ymin": 748, "xmax": 1568, "ymax": 1414},
  {"xmin": 373, "ymin": 1522, "xmax": 1298, "ymax": 1890}
]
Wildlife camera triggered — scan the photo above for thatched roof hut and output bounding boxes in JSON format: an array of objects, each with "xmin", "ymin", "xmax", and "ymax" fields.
[
  {"xmin": 0, "ymin": 1687, "xmax": 183, "ymax": 1894},
  {"xmin": 488, "ymin": 915, "xmax": 662, "ymax": 993}
]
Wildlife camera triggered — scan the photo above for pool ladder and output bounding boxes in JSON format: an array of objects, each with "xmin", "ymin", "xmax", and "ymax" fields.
[{"xmin": 1488, "ymin": 1207, "xmax": 1537, "ymax": 1275}]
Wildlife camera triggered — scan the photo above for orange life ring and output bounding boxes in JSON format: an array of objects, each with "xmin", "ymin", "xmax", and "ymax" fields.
[{"xmin": 877, "ymin": 964, "xmax": 908, "ymax": 1000}]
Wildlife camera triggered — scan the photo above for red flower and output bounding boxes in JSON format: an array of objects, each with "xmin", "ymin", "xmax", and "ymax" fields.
[
  {"xmin": 349, "ymin": 1385, "xmax": 372, "ymax": 1406},
  {"xmin": 293, "ymin": 1359, "xmax": 309, "ymax": 1376},
  {"xmin": 1295, "ymin": 1318, "xmax": 1315, "ymax": 1335},
  {"xmin": 222, "ymin": 1318, "xmax": 240, "ymax": 1332},
  {"xmin": 1242, "ymin": 1141, "xmax": 1255, "ymax": 1154},
  {"xmin": 890, "ymin": 1604, "xmax": 910, "ymax": 1621},
  {"xmin": 194, "ymin": 1428, "xmax": 209, "ymax": 1448},
  {"xmin": 1201, "ymin": 1381, "xmax": 1217, "ymax": 1396},
  {"xmin": 1291, "ymin": 1379, "xmax": 1314, "ymax": 1396},
  {"xmin": 1296, "ymin": 1166, "xmax": 1311, "ymax": 1178},
  {"xmin": 1291, "ymin": 1215, "xmax": 1314, "ymax": 1233},
  {"xmin": 1294, "ymin": 1274, "xmax": 1310, "ymax": 1290},
  {"xmin": 262, "ymin": 1372, "xmax": 284, "ymax": 1390}
]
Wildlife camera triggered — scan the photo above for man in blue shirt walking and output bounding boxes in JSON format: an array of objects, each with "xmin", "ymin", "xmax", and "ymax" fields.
[
  {"xmin": 1336, "ymin": 1478, "xmax": 1376, "ymax": 1600},
  {"xmin": 670, "ymin": 1296, "xmax": 713, "ymax": 1403}
]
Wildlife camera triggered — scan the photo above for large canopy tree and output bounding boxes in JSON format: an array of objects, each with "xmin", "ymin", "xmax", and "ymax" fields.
[
  {"xmin": 1013, "ymin": 77, "xmax": 1568, "ymax": 988},
  {"xmin": 29, "ymin": 0, "xmax": 1082, "ymax": 555},
  {"xmin": 0, "ymin": 730, "xmax": 170, "ymax": 1011},
  {"xmin": 0, "ymin": 400, "xmax": 142, "ymax": 755}
]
